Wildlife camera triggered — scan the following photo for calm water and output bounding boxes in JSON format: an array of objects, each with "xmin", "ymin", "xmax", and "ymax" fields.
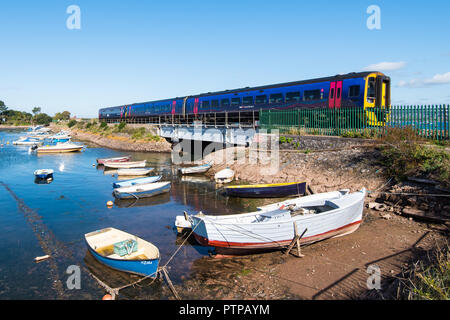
[{"xmin": 0, "ymin": 129, "xmax": 266, "ymax": 299}]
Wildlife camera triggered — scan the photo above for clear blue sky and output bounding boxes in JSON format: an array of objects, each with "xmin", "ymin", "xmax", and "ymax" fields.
[{"xmin": 1, "ymin": 0, "xmax": 449, "ymax": 118}]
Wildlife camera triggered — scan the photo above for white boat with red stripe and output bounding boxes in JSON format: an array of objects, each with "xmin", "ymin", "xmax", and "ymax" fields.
[{"xmin": 188, "ymin": 188, "xmax": 366, "ymax": 255}]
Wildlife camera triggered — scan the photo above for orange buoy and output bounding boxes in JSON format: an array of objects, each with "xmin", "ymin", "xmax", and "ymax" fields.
[
  {"xmin": 102, "ymin": 294, "xmax": 113, "ymax": 300},
  {"xmin": 106, "ymin": 200, "xmax": 113, "ymax": 208}
]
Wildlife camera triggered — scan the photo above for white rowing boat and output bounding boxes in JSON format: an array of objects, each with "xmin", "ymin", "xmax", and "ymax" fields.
[
  {"xmin": 104, "ymin": 160, "xmax": 147, "ymax": 169},
  {"xmin": 177, "ymin": 189, "xmax": 366, "ymax": 255}
]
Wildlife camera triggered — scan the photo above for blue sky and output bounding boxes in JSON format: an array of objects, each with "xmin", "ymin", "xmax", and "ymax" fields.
[{"xmin": 1, "ymin": 0, "xmax": 449, "ymax": 118}]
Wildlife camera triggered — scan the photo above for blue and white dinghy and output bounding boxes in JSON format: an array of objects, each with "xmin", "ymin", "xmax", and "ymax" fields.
[
  {"xmin": 85, "ymin": 227, "xmax": 160, "ymax": 277},
  {"xmin": 112, "ymin": 175, "xmax": 162, "ymax": 189},
  {"xmin": 113, "ymin": 181, "xmax": 171, "ymax": 199}
]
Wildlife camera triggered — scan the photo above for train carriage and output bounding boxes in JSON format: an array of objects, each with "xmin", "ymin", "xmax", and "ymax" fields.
[{"xmin": 99, "ymin": 71, "xmax": 390, "ymax": 127}]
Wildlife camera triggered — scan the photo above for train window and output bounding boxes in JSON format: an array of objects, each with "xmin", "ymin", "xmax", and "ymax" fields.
[
  {"xmin": 255, "ymin": 95, "xmax": 267, "ymax": 104},
  {"xmin": 269, "ymin": 93, "xmax": 283, "ymax": 104},
  {"xmin": 303, "ymin": 90, "xmax": 321, "ymax": 101},
  {"xmin": 329, "ymin": 88, "xmax": 335, "ymax": 99},
  {"xmin": 211, "ymin": 100, "xmax": 219, "ymax": 108},
  {"xmin": 337, "ymin": 88, "xmax": 341, "ymax": 99},
  {"xmin": 202, "ymin": 100, "xmax": 210, "ymax": 108},
  {"xmin": 243, "ymin": 96, "xmax": 253, "ymax": 105},
  {"xmin": 231, "ymin": 98, "xmax": 241, "ymax": 106},
  {"xmin": 221, "ymin": 98, "xmax": 230, "ymax": 107},
  {"xmin": 349, "ymin": 85, "xmax": 360, "ymax": 97},
  {"xmin": 367, "ymin": 78, "xmax": 376, "ymax": 101},
  {"xmin": 286, "ymin": 91, "xmax": 300, "ymax": 102}
]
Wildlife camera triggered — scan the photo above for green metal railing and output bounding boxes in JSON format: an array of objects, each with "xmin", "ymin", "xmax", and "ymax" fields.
[{"xmin": 260, "ymin": 105, "xmax": 449, "ymax": 140}]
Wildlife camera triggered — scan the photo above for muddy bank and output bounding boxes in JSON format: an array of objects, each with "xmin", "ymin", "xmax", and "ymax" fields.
[
  {"xmin": 172, "ymin": 210, "xmax": 447, "ymax": 300},
  {"xmin": 204, "ymin": 146, "xmax": 387, "ymax": 194},
  {"xmin": 50, "ymin": 124, "xmax": 172, "ymax": 153}
]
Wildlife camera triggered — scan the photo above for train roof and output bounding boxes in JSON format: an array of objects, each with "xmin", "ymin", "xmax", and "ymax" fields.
[{"xmin": 99, "ymin": 71, "xmax": 382, "ymax": 111}]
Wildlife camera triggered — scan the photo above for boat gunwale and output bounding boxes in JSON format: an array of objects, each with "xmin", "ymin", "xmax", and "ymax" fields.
[{"xmin": 225, "ymin": 181, "xmax": 306, "ymax": 189}]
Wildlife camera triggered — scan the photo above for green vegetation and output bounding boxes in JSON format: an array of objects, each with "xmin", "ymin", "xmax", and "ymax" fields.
[
  {"xmin": 0, "ymin": 99, "xmax": 73, "ymax": 126},
  {"xmin": 68, "ymin": 120, "xmax": 161, "ymax": 142},
  {"xmin": 397, "ymin": 244, "xmax": 449, "ymax": 300},
  {"xmin": 379, "ymin": 127, "xmax": 450, "ymax": 186},
  {"xmin": 68, "ymin": 119, "xmax": 78, "ymax": 128},
  {"xmin": 341, "ymin": 128, "xmax": 379, "ymax": 139}
]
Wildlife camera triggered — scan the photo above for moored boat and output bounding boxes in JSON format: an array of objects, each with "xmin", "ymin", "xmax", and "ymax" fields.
[
  {"xmin": 13, "ymin": 137, "xmax": 43, "ymax": 146},
  {"xmin": 113, "ymin": 181, "xmax": 171, "ymax": 199},
  {"xmin": 34, "ymin": 169, "xmax": 54, "ymax": 179},
  {"xmin": 112, "ymin": 175, "xmax": 162, "ymax": 188},
  {"xmin": 214, "ymin": 168, "xmax": 234, "ymax": 184},
  {"xmin": 116, "ymin": 168, "xmax": 154, "ymax": 176},
  {"xmin": 183, "ymin": 189, "xmax": 366, "ymax": 255},
  {"xmin": 36, "ymin": 142, "xmax": 84, "ymax": 153},
  {"xmin": 104, "ymin": 160, "xmax": 147, "ymax": 169},
  {"xmin": 178, "ymin": 163, "xmax": 212, "ymax": 175},
  {"xmin": 224, "ymin": 181, "xmax": 306, "ymax": 198},
  {"xmin": 97, "ymin": 156, "xmax": 131, "ymax": 165},
  {"xmin": 84, "ymin": 227, "xmax": 160, "ymax": 277}
]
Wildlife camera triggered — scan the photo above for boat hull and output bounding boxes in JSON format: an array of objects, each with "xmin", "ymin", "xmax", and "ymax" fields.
[
  {"xmin": 191, "ymin": 189, "xmax": 365, "ymax": 255},
  {"xmin": 179, "ymin": 164, "xmax": 211, "ymax": 175},
  {"xmin": 225, "ymin": 182, "xmax": 306, "ymax": 198},
  {"xmin": 97, "ymin": 156, "xmax": 131, "ymax": 165},
  {"xmin": 112, "ymin": 175, "xmax": 162, "ymax": 188},
  {"xmin": 104, "ymin": 160, "xmax": 146, "ymax": 169},
  {"xmin": 84, "ymin": 228, "xmax": 160, "ymax": 277},
  {"xmin": 87, "ymin": 246, "xmax": 159, "ymax": 277},
  {"xmin": 37, "ymin": 146, "xmax": 83, "ymax": 153},
  {"xmin": 113, "ymin": 182, "xmax": 171, "ymax": 199}
]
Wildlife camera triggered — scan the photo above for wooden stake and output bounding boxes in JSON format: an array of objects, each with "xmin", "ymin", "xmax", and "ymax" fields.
[{"xmin": 285, "ymin": 224, "xmax": 307, "ymax": 258}]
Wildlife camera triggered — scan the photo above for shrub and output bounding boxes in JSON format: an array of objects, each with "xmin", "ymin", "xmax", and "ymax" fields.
[
  {"xmin": 379, "ymin": 127, "xmax": 450, "ymax": 185},
  {"xmin": 118, "ymin": 122, "xmax": 126, "ymax": 132},
  {"xmin": 100, "ymin": 121, "xmax": 108, "ymax": 129},
  {"xmin": 68, "ymin": 119, "xmax": 77, "ymax": 128}
]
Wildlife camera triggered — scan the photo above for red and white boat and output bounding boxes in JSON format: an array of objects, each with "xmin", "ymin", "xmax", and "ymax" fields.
[
  {"xmin": 97, "ymin": 155, "xmax": 131, "ymax": 165},
  {"xmin": 184, "ymin": 188, "xmax": 366, "ymax": 255}
]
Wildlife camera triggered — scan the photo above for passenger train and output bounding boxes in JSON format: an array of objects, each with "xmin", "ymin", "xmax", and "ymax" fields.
[{"xmin": 99, "ymin": 71, "xmax": 391, "ymax": 126}]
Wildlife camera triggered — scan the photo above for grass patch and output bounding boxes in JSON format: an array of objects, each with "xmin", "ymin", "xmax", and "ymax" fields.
[
  {"xmin": 379, "ymin": 127, "xmax": 450, "ymax": 186},
  {"xmin": 397, "ymin": 243, "xmax": 449, "ymax": 300}
]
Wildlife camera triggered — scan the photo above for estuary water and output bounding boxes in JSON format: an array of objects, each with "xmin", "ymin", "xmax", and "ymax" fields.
[{"xmin": 0, "ymin": 128, "xmax": 266, "ymax": 299}]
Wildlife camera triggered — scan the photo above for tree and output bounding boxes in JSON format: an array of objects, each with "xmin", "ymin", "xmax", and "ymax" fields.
[
  {"xmin": 0, "ymin": 100, "xmax": 7, "ymax": 115},
  {"xmin": 32, "ymin": 107, "xmax": 41, "ymax": 116},
  {"xmin": 35, "ymin": 113, "xmax": 53, "ymax": 125},
  {"xmin": 54, "ymin": 110, "xmax": 71, "ymax": 121}
]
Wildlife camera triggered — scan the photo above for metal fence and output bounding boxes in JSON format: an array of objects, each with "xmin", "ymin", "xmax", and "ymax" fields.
[{"xmin": 260, "ymin": 105, "xmax": 449, "ymax": 140}]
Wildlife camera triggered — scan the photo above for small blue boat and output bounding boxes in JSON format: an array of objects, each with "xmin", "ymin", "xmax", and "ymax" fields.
[
  {"xmin": 113, "ymin": 181, "xmax": 171, "ymax": 199},
  {"xmin": 112, "ymin": 175, "xmax": 162, "ymax": 189},
  {"xmin": 224, "ymin": 181, "xmax": 307, "ymax": 198},
  {"xmin": 34, "ymin": 169, "xmax": 54, "ymax": 180},
  {"xmin": 85, "ymin": 227, "xmax": 160, "ymax": 277}
]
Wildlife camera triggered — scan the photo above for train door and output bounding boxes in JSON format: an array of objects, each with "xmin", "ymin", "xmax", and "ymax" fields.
[
  {"xmin": 172, "ymin": 100, "xmax": 176, "ymax": 115},
  {"xmin": 194, "ymin": 98, "xmax": 199, "ymax": 116},
  {"xmin": 328, "ymin": 81, "xmax": 342, "ymax": 109}
]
